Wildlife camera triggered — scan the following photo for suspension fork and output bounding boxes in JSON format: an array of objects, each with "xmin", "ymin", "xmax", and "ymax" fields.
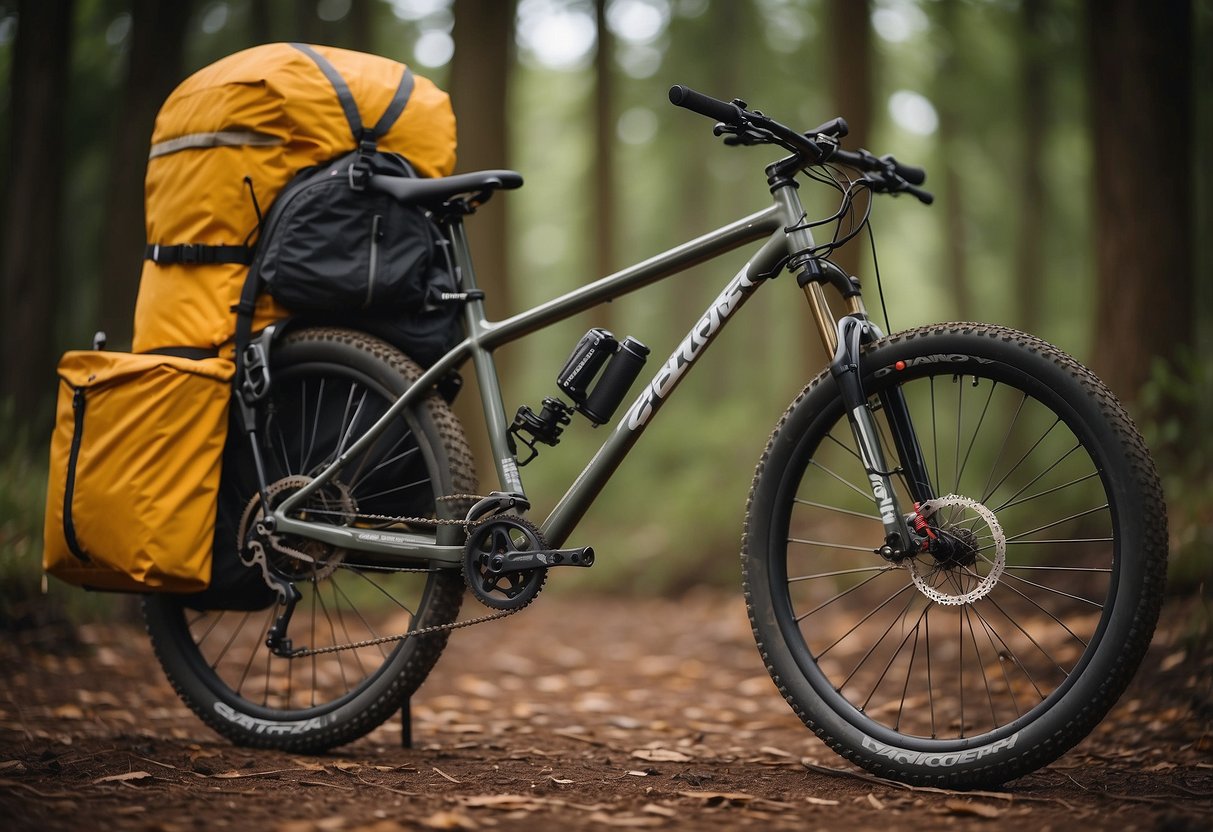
[{"xmin": 829, "ymin": 315, "xmax": 936, "ymax": 557}]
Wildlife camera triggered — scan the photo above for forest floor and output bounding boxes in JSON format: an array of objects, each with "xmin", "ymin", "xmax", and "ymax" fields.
[{"xmin": 1, "ymin": 589, "xmax": 1211, "ymax": 832}]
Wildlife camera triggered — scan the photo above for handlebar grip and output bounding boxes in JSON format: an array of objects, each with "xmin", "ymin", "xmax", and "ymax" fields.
[
  {"xmin": 881, "ymin": 154, "xmax": 926, "ymax": 186},
  {"xmin": 669, "ymin": 85, "xmax": 743, "ymax": 125},
  {"xmin": 806, "ymin": 117, "xmax": 849, "ymax": 139},
  {"xmin": 905, "ymin": 183, "xmax": 934, "ymax": 205}
]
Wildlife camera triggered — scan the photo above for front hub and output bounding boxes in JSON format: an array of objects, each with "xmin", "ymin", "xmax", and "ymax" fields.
[{"xmin": 905, "ymin": 495, "xmax": 1006, "ymax": 606}]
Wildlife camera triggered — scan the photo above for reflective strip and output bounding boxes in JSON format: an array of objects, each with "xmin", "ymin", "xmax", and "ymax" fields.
[{"xmin": 148, "ymin": 130, "xmax": 284, "ymax": 160}]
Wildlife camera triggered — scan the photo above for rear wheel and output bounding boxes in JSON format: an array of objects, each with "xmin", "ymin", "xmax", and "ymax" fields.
[
  {"xmin": 144, "ymin": 327, "xmax": 476, "ymax": 752},
  {"xmin": 743, "ymin": 324, "xmax": 1166, "ymax": 788}
]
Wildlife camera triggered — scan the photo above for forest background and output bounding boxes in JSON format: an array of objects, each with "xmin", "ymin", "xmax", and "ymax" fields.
[{"xmin": 0, "ymin": 0, "xmax": 1209, "ymax": 621}]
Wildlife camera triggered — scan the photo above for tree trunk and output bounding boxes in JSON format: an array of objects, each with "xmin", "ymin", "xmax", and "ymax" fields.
[
  {"xmin": 827, "ymin": 0, "xmax": 872, "ymax": 283},
  {"xmin": 1087, "ymin": 0, "xmax": 1192, "ymax": 403},
  {"xmin": 0, "ymin": 0, "xmax": 75, "ymax": 420},
  {"xmin": 450, "ymin": 0, "xmax": 514, "ymax": 321},
  {"xmin": 592, "ymin": 0, "xmax": 616, "ymax": 307},
  {"xmin": 449, "ymin": 0, "xmax": 515, "ymax": 482},
  {"xmin": 1016, "ymin": 0, "xmax": 1046, "ymax": 334},
  {"xmin": 349, "ymin": 0, "xmax": 373, "ymax": 52},
  {"xmin": 937, "ymin": 0, "xmax": 972, "ymax": 321},
  {"xmin": 97, "ymin": 0, "xmax": 193, "ymax": 350}
]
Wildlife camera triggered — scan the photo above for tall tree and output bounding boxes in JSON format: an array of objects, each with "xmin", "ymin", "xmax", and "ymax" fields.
[
  {"xmin": 449, "ymin": 0, "xmax": 515, "ymax": 320},
  {"xmin": 593, "ymin": 0, "xmax": 616, "ymax": 290},
  {"xmin": 97, "ymin": 0, "xmax": 194, "ymax": 349},
  {"xmin": 935, "ymin": 0, "xmax": 973, "ymax": 321},
  {"xmin": 1016, "ymin": 0, "xmax": 1047, "ymax": 334},
  {"xmin": 826, "ymin": 0, "xmax": 872, "ymax": 284},
  {"xmin": 1087, "ymin": 0, "xmax": 1192, "ymax": 402},
  {"xmin": 0, "ymin": 0, "xmax": 75, "ymax": 420}
]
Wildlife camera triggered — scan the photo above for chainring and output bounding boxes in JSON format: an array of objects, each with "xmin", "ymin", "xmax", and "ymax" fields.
[{"xmin": 463, "ymin": 515, "xmax": 548, "ymax": 610}]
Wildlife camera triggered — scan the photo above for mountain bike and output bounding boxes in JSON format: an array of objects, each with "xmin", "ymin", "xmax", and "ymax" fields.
[{"xmin": 142, "ymin": 86, "xmax": 1167, "ymax": 789}]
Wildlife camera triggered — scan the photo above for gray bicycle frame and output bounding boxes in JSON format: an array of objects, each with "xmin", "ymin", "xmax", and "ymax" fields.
[{"xmin": 273, "ymin": 182, "xmax": 854, "ymax": 566}]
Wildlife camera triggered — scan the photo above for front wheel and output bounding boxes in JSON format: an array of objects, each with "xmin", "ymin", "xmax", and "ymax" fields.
[{"xmin": 743, "ymin": 323, "xmax": 1166, "ymax": 788}]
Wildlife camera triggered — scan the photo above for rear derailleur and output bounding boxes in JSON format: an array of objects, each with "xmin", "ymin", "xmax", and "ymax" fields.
[{"xmin": 462, "ymin": 492, "xmax": 595, "ymax": 611}]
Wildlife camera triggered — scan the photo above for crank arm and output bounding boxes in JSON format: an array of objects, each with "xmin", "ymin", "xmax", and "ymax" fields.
[{"xmin": 485, "ymin": 546, "xmax": 596, "ymax": 574}]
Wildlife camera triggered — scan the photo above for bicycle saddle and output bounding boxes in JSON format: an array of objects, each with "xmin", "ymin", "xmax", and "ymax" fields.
[{"xmin": 369, "ymin": 169, "xmax": 524, "ymax": 207}]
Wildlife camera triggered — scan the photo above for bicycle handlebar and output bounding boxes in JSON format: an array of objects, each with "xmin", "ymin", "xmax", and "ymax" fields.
[
  {"xmin": 669, "ymin": 84, "xmax": 933, "ymax": 205},
  {"xmin": 668, "ymin": 85, "xmax": 744, "ymax": 125}
]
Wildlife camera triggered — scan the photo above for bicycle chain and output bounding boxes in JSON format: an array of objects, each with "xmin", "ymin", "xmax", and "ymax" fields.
[{"xmin": 253, "ymin": 494, "xmax": 536, "ymax": 658}]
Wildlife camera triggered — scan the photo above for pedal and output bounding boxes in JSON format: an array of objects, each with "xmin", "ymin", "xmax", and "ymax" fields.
[{"xmin": 481, "ymin": 546, "xmax": 595, "ymax": 575}]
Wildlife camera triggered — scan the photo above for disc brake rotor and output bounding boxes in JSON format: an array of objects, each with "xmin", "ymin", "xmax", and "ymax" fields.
[{"xmin": 906, "ymin": 494, "xmax": 1006, "ymax": 605}]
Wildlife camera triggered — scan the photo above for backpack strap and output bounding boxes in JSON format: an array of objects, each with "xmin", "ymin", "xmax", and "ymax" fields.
[
  {"xmin": 145, "ymin": 243, "xmax": 254, "ymax": 265},
  {"xmin": 291, "ymin": 43, "xmax": 416, "ymax": 188}
]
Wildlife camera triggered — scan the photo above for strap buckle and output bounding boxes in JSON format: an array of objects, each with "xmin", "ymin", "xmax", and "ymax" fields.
[
  {"xmin": 179, "ymin": 244, "xmax": 198, "ymax": 264},
  {"xmin": 240, "ymin": 325, "xmax": 278, "ymax": 404}
]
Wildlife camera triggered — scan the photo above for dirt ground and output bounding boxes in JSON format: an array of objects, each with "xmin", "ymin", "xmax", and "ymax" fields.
[{"xmin": 1, "ymin": 589, "xmax": 1211, "ymax": 831}]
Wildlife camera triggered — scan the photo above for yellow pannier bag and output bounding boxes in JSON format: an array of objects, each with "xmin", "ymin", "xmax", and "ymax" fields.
[
  {"xmin": 133, "ymin": 42, "xmax": 457, "ymax": 354},
  {"xmin": 43, "ymin": 352, "xmax": 234, "ymax": 592}
]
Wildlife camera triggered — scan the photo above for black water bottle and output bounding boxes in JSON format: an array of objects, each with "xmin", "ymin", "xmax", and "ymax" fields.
[{"xmin": 579, "ymin": 336, "xmax": 650, "ymax": 424}]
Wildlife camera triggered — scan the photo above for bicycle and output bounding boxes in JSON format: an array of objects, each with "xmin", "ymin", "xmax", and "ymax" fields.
[{"xmin": 142, "ymin": 86, "xmax": 1167, "ymax": 789}]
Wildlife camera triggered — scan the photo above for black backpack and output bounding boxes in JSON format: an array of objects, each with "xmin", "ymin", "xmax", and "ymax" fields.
[{"xmin": 235, "ymin": 43, "xmax": 460, "ymax": 370}]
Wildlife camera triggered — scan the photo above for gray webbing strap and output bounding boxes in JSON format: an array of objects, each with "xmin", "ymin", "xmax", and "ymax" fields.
[{"xmin": 291, "ymin": 43, "xmax": 415, "ymax": 144}]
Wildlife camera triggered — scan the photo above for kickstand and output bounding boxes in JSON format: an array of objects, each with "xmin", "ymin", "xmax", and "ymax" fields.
[{"xmin": 401, "ymin": 697, "xmax": 412, "ymax": 749}]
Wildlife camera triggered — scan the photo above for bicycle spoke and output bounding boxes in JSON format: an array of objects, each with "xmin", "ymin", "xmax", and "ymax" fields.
[
  {"xmin": 821, "ymin": 582, "xmax": 915, "ymax": 661},
  {"xmin": 956, "ymin": 380, "xmax": 998, "ymax": 490},
  {"xmin": 788, "ymin": 565, "xmax": 897, "ymax": 583},
  {"xmin": 792, "ymin": 498, "xmax": 882, "ymax": 522},
  {"xmin": 795, "ymin": 568, "xmax": 896, "ymax": 622},
  {"xmin": 353, "ymin": 477, "xmax": 433, "ymax": 503},
  {"xmin": 861, "ymin": 600, "xmax": 929, "ymax": 710},
  {"xmin": 788, "ymin": 537, "xmax": 881, "ymax": 553},
  {"xmin": 983, "ymin": 592, "xmax": 1071, "ymax": 678},
  {"xmin": 1004, "ymin": 504, "xmax": 1109, "ymax": 542},
  {"xmin": 808, "ymin": 459, "xmax": 877, "ymax": 503},
  {"xmin": 989, "ymin": 444, "xmax": 1084, "ymax": 512},
  {"xmin": 981, "ymin": 417, "xmax": 1060, "ymax": 504},
  {"xmin": 979, "ymin": 392, "xmax": 1027, "ymax": 503},
  {"xmin": 970, "ymin": 600, "xmax": 1047, "ymax": 701},
  {"xmin": 963, "ymin": 603, "xmax": 999, "ymax": 729},
  {"xmin": 331, "ymin": 577, "xmax": 392, "ymax": 660}
]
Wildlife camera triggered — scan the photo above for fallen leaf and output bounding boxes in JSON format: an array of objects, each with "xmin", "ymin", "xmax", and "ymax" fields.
[
  {"xmin": 641, "ymin": 803, "xmax": 677, "ymax": 818},
  {"xmin": 584, "ymin": 813, "xmax": 664, "ymax": 828},
  {"xmin": 759, "ymin": 746, "xmax": 793, "ymax": 758},
  {"xmin": 0, "ymin": 761, "xmax": 27, "ymax": 775},
  {"xmin": 805, "ymin": 796, "xmax": 840, "ymax": 806},
  {"xmin": 625, "ymin": 770, "xmax": 651, "ymax": 777},
  {"xmin": 944, "ymin": 799, "xmax": 1002, "ymax": 819},
  {"xmin": 866, "ymin": 793, "xmax": 884, "ymax": 810},
  {"xmin": 421, "ymin": 811, "xmax": 478, "ymax": 830},
  {"xmin": 52, "ymin": 704, "xmax": 84, "ymax": 720},
  {"xmin": 93, "ymin": 771, "xmax": 152, "ymax": 785},
  {"xmin": 548, "ymin": 776, "xmax": 574, "ymax": 785},
  {"xmin": 1160, "ymin": 650, "xmax": 1186, "ymax": 672},
  {"xmin": 632, "ymin": 749, "xmax": 691, "ymax": 763}
]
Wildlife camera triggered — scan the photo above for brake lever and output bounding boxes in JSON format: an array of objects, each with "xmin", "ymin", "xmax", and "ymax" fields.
[
  {"xmin": 861, "ymin": 171, "xmax": 935, "ymax": 205},
  {"xmin": 714, "ymin": 123, "xmax": 769, "ymax": 146}
]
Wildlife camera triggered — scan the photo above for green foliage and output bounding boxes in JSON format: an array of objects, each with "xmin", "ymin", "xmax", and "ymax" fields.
[
  {"xmin": 0, "ymin": 400, "xmax": 126, "ymax": 626},
  {"xmin": 1138, "ymin": 352, "xmax": 1213, "ymax": 593}
]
